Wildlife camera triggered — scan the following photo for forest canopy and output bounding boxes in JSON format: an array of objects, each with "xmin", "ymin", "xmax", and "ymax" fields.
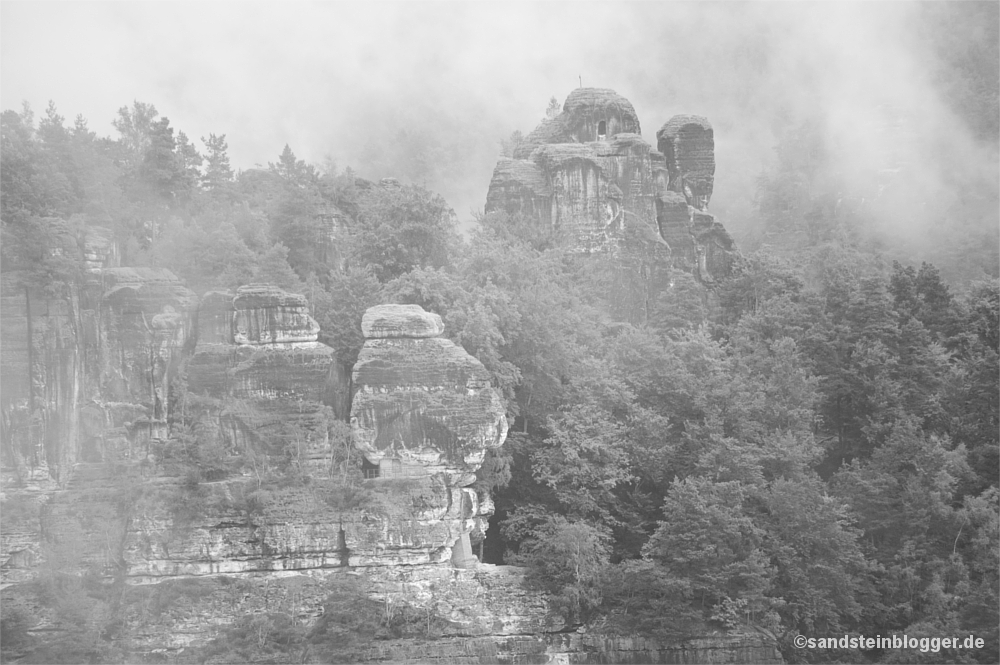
[{"xmin": 0, "ymin": 82, "xmax": 997, "ymax": 665}]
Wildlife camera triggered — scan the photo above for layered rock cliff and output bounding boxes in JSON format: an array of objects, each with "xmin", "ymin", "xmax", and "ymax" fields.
[
  {"xmin": 351, "ymin": 304, "xmax": 508, "ymax": 567},
  {"xmin": 2, "ymin": 271, "xmax": 782, "ymax": 662},
  {"xmin": 2, "ymin": 198, "xmax": 775, "ymax": 660},
  {"xmin": 486, "ymin": 88, "xmax": 737, "ymax": 289}
]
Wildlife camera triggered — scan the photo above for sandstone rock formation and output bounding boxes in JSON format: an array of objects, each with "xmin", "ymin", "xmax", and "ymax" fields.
[
  {"xmin": 352, "ymin": 304, "xmax": 507, "ymax": 474},
  {"xmin": 0, "ymin": 232, "xmax": 347, "ymax": 590},
  {"xmin": 486, "ymin": 88, "xmax": 738, "ymax": 286},
  {"xmin": 186, "ymin": 284, "xmax": 339, "ymax": 464},
  {"xmin": 1, "ymin": 212, "xmax": 774, "ymax": 663},
  {"xmin": 360, "ymin": 302, "xmax": 446, "ymax": 339},
  {"xmin": 657, "ymin": 114, "xmax": 716, "ymax": 210},
  {"xmin": 351, "ymin": 304, "xmax": 508, "ymax": 567},
  {"xmin": 1, "ymin": 230, "xmax": 199, "ymax": 484}
]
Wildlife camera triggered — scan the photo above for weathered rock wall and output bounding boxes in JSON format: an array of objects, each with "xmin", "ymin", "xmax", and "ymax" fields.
[
  {"xmin": 657, "ymin": 115, "xmax": 715, "ymax": 210},
  {"xmin": 485, "ymin": 88, "xmax": 738, "ymax": 290},
  {"xmin": 0, "ymin": 239, "xmax": 344, "ymax": 591},
  {"xmin": 1, "ymin": 228, "xmax": 775, "ymax": 663},
  {"xmin": 0, "ymin": 278, "xmax": 83, "ymax": 487},
  {"xmin": 362, "ymin": 630, "xmax": 783, "ymax": 664},
  {"xmin": 182, "ymin": 285, "xmax": 340, "ymax": 471},
  {"xmin": 514, "ymin": 88, "xmax": 642, "ymax": 159},
  {"xmin": 351, "ymin": 304, "xmax": 508, "ymax": 567},
  {"xmin": 1, "ymin": 230, "xmax": 200, "ymax": 486}
]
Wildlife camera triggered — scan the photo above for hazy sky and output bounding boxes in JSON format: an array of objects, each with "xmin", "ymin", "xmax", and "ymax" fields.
[{"xmin": 2, "ymin": 2, "xmax": 996, "ymax": 244}]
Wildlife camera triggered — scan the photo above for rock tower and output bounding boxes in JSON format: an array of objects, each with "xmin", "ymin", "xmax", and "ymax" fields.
[
  {"xmin": 486, "ymin": 88, "xmax": 737, "ymax": 284},
  {"xmin": 351, "ymin": 303, "xmax": 508, "ymax": 567}
]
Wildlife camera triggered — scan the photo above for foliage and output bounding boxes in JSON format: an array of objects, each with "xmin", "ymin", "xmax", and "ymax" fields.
[
  {"xmin": 643, "ymin": 478, "xmax": 774, "ymax": 623},
  {"xmin": 310, "ymin": 264, "xmax": 383, "ymax": 366},
  {"xmin": 503, "ymin": 510, "xmax": 612, "ymax": 623},
  {"xmin": 1, "ymin": 93, "xmax": 997, "ymax": 665},
  {"xmin": 350, "ymin": 181, "xmax": 458, "ymax": 282}
]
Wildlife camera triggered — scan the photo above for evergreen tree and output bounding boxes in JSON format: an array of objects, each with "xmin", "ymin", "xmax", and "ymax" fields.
[{"xmin": 201, "ymin": 133, "xmax": 234, "ymax": 191}]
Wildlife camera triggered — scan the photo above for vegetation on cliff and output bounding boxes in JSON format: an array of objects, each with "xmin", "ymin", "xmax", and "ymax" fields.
[{"xmin": 1, "ymin": 81, "xmax": 997, "ymax": 665}]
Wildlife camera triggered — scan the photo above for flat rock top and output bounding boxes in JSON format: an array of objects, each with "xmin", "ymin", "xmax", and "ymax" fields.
[
  {"xmin": 563, "ymin": 87, "xmax": 637, "ymax": 116},
  {"xmin": 234, "ymin": 284, "xmax": 308, "ymax": 309},
  {"xmin": 657, "ymin": 115, "xmax": 713, "ymax": 140},
  {"xmin": 362, "ymin": 304, "xmax": 445, "ymax": 339},
  {"xmin": 491, "ymin": 159, "xmax": 551, "ymax": 195}
]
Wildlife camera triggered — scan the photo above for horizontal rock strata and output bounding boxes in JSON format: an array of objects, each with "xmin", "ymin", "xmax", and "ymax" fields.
[
  {"xmin": 352, "ymin": 304, "xmax": 508, "ymax": 477},
  {"xmin": 486, "ymin": 88, "xmax": 737, "ymax": 287}
]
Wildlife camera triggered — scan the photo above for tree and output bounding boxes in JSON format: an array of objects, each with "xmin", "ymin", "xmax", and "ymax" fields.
[
  {"xmin": 111, "ymin": 101, "xmax": 159, "ymax": 171},
  {"xmin": 832, "ymin": 418, "xmax": 972, "ymax": 637},
  {"xmin": 890, "ymin": 260, "xmax": 959, "ymax": 342},
  {"xmin": 545, "ymin": 96, "xmax": 561, "ymax": 119},
  {"xmin": 174, "ymin": 131, "xmax": 202, "ymax": 195},
  {"xmin": 643, "ymin": 478, "xmax": 774, "ymax": 625},
  {"xmin": 270, "ymin": 143, "xmax": 316, "ymax": 186},
  {"xmin": 1, "ymin": 107, "xmax": 44, "ymax": 216},
  {"xmin": 716, "ymin": 252, "xmax": 804, "ymax": 326},
  {"xmin": 499, "ymin": 129, "xmax": 525, "ymax": 158},
  {"xmin": 249, "ymin": 244, "xmax": 304, "ymax": 293},
  {"xmin": 943, "ymin": 280, "xmax": 999, "ymax": 493},
  {"xmin": 268, "ymin": 184, "xmax": 323, "ymax": 278},
  {"xmin": 137, "ymin": 116, "xmax": 183, "ymax": 203},
  {"xmin": 350, "ymin": 181, "xmax": 457, "ymax": 282},
  {"xmin": 502, "ymin": 512, "xmax": 611, "ymax": 623},
  {"xmin": 309, "ymin": 265, "xmax": 383, "ymax": 367},
  {"xmin": 531, "ymin": 398, "xmax": 634, "ymax": 523},
  {"xmin": 761, "ymin": 476, "xmax": 869, "ymax": 637},
  {"xmin": 201, "ymin": 133, "xmax": 234, "ymax": 191}
]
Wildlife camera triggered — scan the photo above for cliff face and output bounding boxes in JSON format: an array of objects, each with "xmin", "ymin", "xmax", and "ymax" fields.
[
  {"xmin": 1, "ymin": 224, "xmax": 774, "ymax": 662},
  {"xmin": 351, "ymin": 304, "xmax": 508, "ymax": 567},
  {"xmin": 485, "ymin": 88, "xmax": 738, "ymax": 290},
  {"xmin": 186, "ymin": 284, "xmax": 339, "ymax": 464},
  {"xmin": 0, "ymin": 236, "xmax": 350, "ymax": 655},
  {"xmin": 1, "ymin": 231, "xmax": 199, "ymax": 486},
  {"xmin": 3, "ymin": 291, "xmax": 555, "ymax": 663},
  {"xmin": 352, "ymin": 304, "xmax": 507, "ymax": 475}
]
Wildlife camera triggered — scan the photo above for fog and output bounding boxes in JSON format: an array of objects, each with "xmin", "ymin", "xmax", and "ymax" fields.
[{"xmin": 2, "ymin": 2, "xmax": 996, "ymax": 257}]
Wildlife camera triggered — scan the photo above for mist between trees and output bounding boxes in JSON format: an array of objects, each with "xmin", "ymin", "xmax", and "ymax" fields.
[{"xmin": 0, "ymin": 66, "xmax": 998, "ymax": 665}]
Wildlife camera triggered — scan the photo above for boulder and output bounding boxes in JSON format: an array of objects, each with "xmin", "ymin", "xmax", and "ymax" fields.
[
  {"xmin": 232, "ymin": 284, "xmax": 320, "ymax": 345},
  {"xmin": 352, "ymin": 305, "xmax": 507, "ymax": 475},
  {"xmin": 361, "ymin": 303, "xmax": 446, "ymax": 339},
  {"xmin": 348, "ymin": 304, "xmax": 508, "ymax": 566},
  {"xmin": 186, "ymin": 285, "xmax": 340, "ymax": 465}
]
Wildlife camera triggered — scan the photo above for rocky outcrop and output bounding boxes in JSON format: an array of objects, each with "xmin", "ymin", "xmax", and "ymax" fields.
[
  {"xmin": 485, "ymin": 88, "xmax": 737, "ymax": 287},
  {"xmin": 0, "ymin": 239, "xmax": 345, "ymax": 590},
  {"xmin": 352, "ymin": 304, "xmax": 507, "ymax": 475},
  {"xmin": 4, "ymin": 292, "xmax": 531, "ymax": 660},
  {"xmin": 0, "ymin": 233, "xmax": 198, "ymax": 485},
  {"xmin": 186, "ymin": 285, "xmax": 339, "ymax": 463},
  {"xmin": 98, "ymin": 267, "xmax": 199, "ymax": 429},
  {"xmin": 351, "ymin": 304, "xmax": 508, "ymax": 567},
  {"xmin": 1, "ymin": 197, "xmax": 770, "ymax": 663},
  {"xmin": 1, "ymin": 277, "xmax": 84, "ymax": 488},
  {"xmin": 360, "ymin": 303, "xmax": 446, "ymax": 339},
  {"xmin": 232, "ymin": 284, "xmax": 321, "ymax": 345},
  {"xmin": 484, "ymin": 158, "xmax": 552, "ymax": 222},
  {"xmin": 514, "ymin": 88, "xmax": 642, "ymax": 159},
  {"xmin": 363, "ymin": 627, "xmax": 783, "ymax": 664},
  {"xmin": 657, "ymin": 115, "xmax": 715, "ymax": 210}
]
